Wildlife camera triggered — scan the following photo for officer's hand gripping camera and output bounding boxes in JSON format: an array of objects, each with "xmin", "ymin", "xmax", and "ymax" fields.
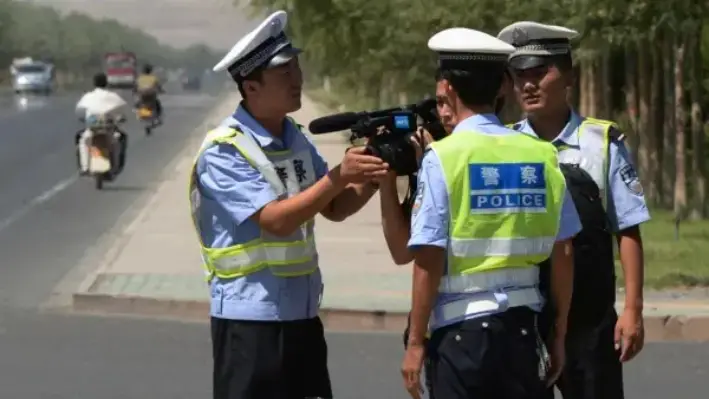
[{"xmin": 308, "ymin": 98, "xmax": 445, "ymax": 176}]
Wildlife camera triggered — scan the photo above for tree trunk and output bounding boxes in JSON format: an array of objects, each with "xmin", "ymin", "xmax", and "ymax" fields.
[
  {"xmin": 571, "ymin": 64, "xmax": 581, "ymax": 110},
  {"xmin": 601, "ymin": 48, "xmax": 613, "ymax": 119},
  {"xmin": 624, "ymin": 43, "xmax": 640, "ymax": 160},
  {"xmin": 580, "ymin": 60, "xmax": 590, "ymax": 116},
  {"xmin": 587, "ymin": 57, "xmax": 599, "ymax": 116},
  {"xmin": 649, "ymin": 36, "xmax": 664, "ymax": 203},
  {"xmin": 662, "ymin": 30, "xmax": 676, "ymax": 209},
  {"xmin": 688, "ymin": 27, "xmax": 707, "ymax": 219},
  {"xmin": 674, "ymin": 34, "xmax": 687, "ymax": 217},
  {"xmin": 637, "ymin": 39, "xmax": 652, "ymax": 197}
]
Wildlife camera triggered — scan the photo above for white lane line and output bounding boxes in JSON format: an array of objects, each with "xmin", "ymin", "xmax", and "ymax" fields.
[{"xmin": 0, "ymin": 175, "xmax": 77, "ymax": 233}]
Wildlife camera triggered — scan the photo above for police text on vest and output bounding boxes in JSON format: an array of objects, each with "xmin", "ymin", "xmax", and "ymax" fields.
[{"xmin": 468, "ymin": 163, "xmax": 547, "ymax": 214}]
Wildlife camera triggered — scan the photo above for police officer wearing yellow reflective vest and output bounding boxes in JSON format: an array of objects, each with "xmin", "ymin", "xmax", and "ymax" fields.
[
  {"xmin": 190, "ymin": 11, "xmax": 389, "ymax": 399},
  {"xmin": 401, "ymin": 27, "xmax": 582, "ymax": 399},
  {"xmin": 498, "ymin": 21, "xmax": 651, "ymax": 399}
]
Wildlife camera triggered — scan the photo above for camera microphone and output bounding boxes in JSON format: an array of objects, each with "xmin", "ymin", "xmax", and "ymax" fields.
[{"xmin": 308, "ymin": 112, "xmax": 362, "ymax": 134}]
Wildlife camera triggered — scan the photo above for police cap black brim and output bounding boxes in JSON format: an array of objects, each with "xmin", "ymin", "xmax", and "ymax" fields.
[{"xmin": 508, "ymin": 55, "xmax": 547, "ymax": 71}]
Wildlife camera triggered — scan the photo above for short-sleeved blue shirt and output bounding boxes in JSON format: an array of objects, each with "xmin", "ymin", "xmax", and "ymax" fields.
[{"xmin": 196, "ymin": 104, "xmax": 329, "ymax": 321}]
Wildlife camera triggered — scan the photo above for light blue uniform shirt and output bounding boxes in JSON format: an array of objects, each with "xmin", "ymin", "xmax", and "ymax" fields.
[
  {"xmin": 195, "ymin": 104, "xmax": 329, "ymax": 321},
  {"xmin": 407, "ymin": 114, "xmax": 582, "ymax": 330},
  {"xmin": 515, "ymin": 111, "xmax": 651, "ymax": 231}
]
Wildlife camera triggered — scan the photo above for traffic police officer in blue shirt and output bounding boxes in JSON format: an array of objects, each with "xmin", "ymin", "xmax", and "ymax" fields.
[
  {"xmin": 401, "ymin": 27, "xmax": 582, "ymax": 399},
  {"xmin": 190, "ymin": 11, "xmax": 389, "ymax": 399},
  {"xmin": 498, "ymin": 21, "xmax": 652, "ymax": 399}
]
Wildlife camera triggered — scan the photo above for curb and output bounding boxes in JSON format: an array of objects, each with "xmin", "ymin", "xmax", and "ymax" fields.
[
  {"xmin": 72, "ymin": 284, "xmax": 709, "ymax": 340},
  {"xmin": 72, "ymin": 287, "xmax": 406, "ymax": 332}
]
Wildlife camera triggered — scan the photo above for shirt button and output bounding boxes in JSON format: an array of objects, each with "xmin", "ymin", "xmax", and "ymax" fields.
[
  {"xmin": 521, "ymin": 328, "xmax": 528, "ymax": 336},
  {"xmin": 481, "ymin": 321, "xmax": 489, "ymax": 328}
]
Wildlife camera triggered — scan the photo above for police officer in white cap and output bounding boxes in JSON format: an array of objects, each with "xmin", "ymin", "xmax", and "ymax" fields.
[
  {"xmin": 190, "ymin": 10, "xmax": 388, "ymax": 399},
  {"xmin": 498, "ymin": 21, "xmax": 651, "ymax": 399},
  {"xmin": 401, "ymin": 27, "xmax": 581, "ymax": 399}
]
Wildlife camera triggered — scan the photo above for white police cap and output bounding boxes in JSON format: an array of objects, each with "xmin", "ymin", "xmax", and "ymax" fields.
[
  {"xmin": 213, "ymin": 10, "xmax": 302, "ymax": 79},
  {"xmin": 428, "ymin": 28, "xmax": 514, "ymax": 68},
  {"xmin": 497, "ymin": 21, "xmax": 578, "ymax": 70}
]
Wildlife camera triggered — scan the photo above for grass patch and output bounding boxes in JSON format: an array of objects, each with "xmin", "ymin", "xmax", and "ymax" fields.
[{"xmin": 616, "ymin": 210, "xmax": 709, "ymax": 289}]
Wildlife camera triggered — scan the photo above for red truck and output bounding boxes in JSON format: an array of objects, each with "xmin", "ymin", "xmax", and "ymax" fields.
[{"xmin": 103, "ymin": 52, "xmax": 137, "ymax": 89}]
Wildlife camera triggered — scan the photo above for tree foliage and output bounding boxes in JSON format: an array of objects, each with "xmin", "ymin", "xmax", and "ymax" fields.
[
  {"xmin": 246, "ymin": 0, "xmax": 706, "ymax": 106},
  {"xmin": 0, "ymin": 0, "xmax": 221, "ymax": 76},
  {"xmin": 247, "ymin": 0, "xmax": 709, "ymax": 216}
]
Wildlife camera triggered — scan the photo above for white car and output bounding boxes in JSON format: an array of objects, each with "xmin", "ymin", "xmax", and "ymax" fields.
[{"xmin": 11, "ymin": 60, "xmax": 54, "ymax": 94}]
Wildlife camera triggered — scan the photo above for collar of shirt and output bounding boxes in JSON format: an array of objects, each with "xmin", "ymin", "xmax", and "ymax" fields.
[
  {"xmin": 452, "ymin": 113, "xmax": 503, "ymax": 134},
  {"xmin": 232, "ymin": 103, "xmax": 294, "ymax": 149},
  {"xmin": 517, "ymin": 110, "xmax": 583, "ymax": 148}
]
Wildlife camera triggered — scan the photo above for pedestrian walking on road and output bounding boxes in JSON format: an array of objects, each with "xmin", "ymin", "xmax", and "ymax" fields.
[{"xmin": 189, "ymin": 10, "xmax": 388, "ymax": 399}]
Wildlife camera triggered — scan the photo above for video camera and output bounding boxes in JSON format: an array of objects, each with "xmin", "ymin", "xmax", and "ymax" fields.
[{"xmin": 308, "ymin": 98, "xmax": 445, "ymax": 176}]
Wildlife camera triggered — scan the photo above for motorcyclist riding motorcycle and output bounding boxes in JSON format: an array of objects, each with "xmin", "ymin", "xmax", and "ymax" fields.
[
  {"xmin": 75, "ymin": 73, "xmax": 128, "ymax": 175},
  {"xmin": 135, "ymin": 63, "xmax": 163, "ymax": 123}
]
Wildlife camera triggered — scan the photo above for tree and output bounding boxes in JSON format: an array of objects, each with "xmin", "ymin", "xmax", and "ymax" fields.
[{"xmin": 0, "ymin": 1, "xmax": 223, "ymax": 81}]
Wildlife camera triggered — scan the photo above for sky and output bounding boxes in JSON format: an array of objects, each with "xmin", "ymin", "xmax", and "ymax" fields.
[{"xmin": 23, "ymin": 0, "xmax": 263, "ymax": 50}]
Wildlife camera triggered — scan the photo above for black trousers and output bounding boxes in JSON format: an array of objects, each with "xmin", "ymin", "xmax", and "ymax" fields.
[
  {"xmin": 211, "ymin": 317, "xmax": 333, "ymax": 399},
  {"xmin": 540, "ymin": 307, "xmax": 624, "ymax": 399},
  {"xmin": 427, "ymin": 308, "xmax": 547, "ymax": 399}
]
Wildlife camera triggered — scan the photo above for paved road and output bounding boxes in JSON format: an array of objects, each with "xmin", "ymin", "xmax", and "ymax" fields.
[
  {"xmin": 0, "ymin": 86, "xmax": 223, "ymax": 310},
  {"xmin": 0, "ymin": 311, "xmax": 706, "ymax": 398}
]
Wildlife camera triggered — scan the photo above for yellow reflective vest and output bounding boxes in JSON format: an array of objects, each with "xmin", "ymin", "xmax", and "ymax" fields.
[
  {"xmin": 429, "ymin": 129, "xmax": 566, "ymax": 295},
  {"xmin": 189, "ymin": 119, "xmax": 318, "ymax": 279}
]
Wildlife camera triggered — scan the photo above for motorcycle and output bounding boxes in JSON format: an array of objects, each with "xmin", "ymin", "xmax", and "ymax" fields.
[
  {"xmin": 82, "ymin": 114, "xmax": 126, "ymax": 190},
  {"xmin": 136, "ymin": 102, "xmax": 160, "ymax": 136}
]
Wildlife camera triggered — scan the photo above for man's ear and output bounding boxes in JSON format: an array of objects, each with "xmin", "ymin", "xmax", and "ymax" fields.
[{"xmin": 243, "ymin": 80, "xmax": 260, "ymax": 94}]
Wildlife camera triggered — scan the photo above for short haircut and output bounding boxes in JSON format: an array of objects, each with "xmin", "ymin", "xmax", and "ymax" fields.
[
  {"xmin": 435, "ymin": 62, "xmax": 505, "ymax": 108},
  {"xmin": 93, "ymin": 73, "xmax": 108, "ymax": 88},
  {"xmin": 234, "ymin": 68, "xmax": 264, "ymax": 99}
]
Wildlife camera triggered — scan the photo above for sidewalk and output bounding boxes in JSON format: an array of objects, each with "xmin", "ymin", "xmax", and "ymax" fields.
[{"xmin": 73, "ymin": 92, "xmax": 709, "ymax": 341}]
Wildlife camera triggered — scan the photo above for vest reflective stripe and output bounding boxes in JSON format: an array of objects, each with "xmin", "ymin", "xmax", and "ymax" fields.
[
  {"xmin": 438, "ymin": 267, "xmax": 539, "ymax": 294},
  {"xmin": 189, "ymin": 121, "xmax": 318, "ymax": 279},
  {"xmin": 450, "ymin": 236, "xmax": 555, "ymax": 257},
  {"xmin": 199, "ymin": 127, "xmax": 288, "ymax": 197},
  {"xmin": 207, "ymin": 233, "xmax": 316, "ymax": 276},
  {"xmin": 574, "ymin": 118, "xmax": 614, "ymax": 209},
  {"xmin": 438, "ymin": 287, "xmax": 542, "ymax": 321}
]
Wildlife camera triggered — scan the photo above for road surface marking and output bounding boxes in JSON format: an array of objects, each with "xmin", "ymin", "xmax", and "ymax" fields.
[{"xmin": 0, "ymin": 175, "xmax": 77, "ymax": 233}]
